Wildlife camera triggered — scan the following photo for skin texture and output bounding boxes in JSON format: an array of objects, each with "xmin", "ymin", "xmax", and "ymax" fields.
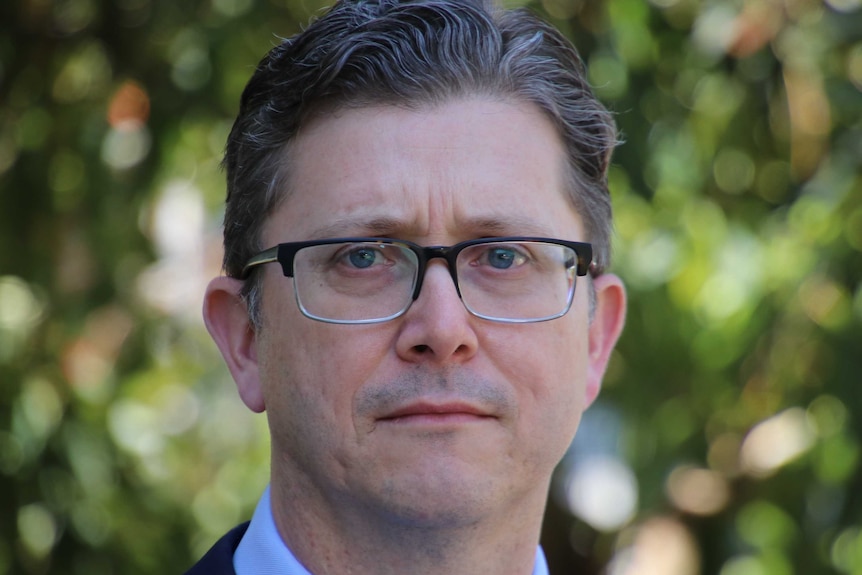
[{"xmin": 203, "ymin": 97, "xmax": 626, "ymax": 575}]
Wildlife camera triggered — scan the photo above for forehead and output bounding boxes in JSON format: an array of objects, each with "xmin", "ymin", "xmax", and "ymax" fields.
[{"xmin": 263, "ymin": 97, "xmax": 583, "ymax": 244}]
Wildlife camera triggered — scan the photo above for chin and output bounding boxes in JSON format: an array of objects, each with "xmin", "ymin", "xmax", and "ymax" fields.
[{"xmin": 365, "ymin": 458, "xmax": 508, "ymax": 529}]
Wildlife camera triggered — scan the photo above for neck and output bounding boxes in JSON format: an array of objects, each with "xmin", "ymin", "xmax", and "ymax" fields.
[{"xmin": 268, "ymin": 472, "xmax": 547, "ymax": 575}]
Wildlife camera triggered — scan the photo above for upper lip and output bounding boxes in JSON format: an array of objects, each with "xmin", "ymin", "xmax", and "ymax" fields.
[{"xmin": 379, "ymin": 401, "xmax": 494, "ymax": 420}]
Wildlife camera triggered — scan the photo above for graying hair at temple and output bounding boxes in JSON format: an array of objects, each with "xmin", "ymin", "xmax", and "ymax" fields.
[{"xmin": 221, "ymin": 0, "xmax": 619, "ymax": 326}]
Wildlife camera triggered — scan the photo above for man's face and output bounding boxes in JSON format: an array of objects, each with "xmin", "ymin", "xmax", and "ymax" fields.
[{"xmin": 234, "ymin": 98, "xmax": 623, "ymax": 527}]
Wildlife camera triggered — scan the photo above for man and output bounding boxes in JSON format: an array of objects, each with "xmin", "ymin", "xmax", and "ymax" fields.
[{"xmin": 190, "ymin": 0, "xmax": 626, "ymax": 572}]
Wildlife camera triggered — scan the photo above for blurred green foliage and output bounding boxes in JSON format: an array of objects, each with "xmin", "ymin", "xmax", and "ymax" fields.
[{"xmin": 1, "ymin": 0, "xmax": 860, "ymax": 573}]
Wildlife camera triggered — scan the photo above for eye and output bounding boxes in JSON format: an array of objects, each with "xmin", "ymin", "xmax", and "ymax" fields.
[
  {"xmin": 344, "ymin": 246, "xmax": 386, "ymax": 269},
  {"xmin": 483, "ymin": 246, "xmax": 527, "ymax": 269}
]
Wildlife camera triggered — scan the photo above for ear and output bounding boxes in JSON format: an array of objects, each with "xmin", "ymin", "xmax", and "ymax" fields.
[
  {"xmin": 202, "ymin": 276, "xmax": 266, "ymax": 413},
  {"xmin": 584, "ymin": 273, "xmax": 626, "ymax": 406}
]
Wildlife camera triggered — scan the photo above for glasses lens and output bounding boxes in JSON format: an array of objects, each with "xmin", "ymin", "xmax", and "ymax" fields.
[
  {"xmin": 456, "ymin": 241, "xmax": 577, "ymax": 322},
  {"xmin": 292, "ymin": 241, "xmax": 419, "ymax": 323}
]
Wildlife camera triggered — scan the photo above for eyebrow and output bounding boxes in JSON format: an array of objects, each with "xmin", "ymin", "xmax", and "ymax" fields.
[
  {"xmin": 306, "ymin": 217, "xmax": 406, "ymax": 239},
  {"xmin": 460, "ymin": 216, "xmax": 555, "ymax": 237},
  {"xmin": 305, "ymin": 214, "xmax": 558, "ymax": 241}
]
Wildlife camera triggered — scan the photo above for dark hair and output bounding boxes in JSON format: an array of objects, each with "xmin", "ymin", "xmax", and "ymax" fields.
[{"xmin": 222, "ymin": 0, "xmax": 618, "ymax": 324}]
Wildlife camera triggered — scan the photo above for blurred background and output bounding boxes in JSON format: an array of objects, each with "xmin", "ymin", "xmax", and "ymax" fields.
[{"xmin": 1, "ymin": 0, "xmax": 861, "ymax": 573}]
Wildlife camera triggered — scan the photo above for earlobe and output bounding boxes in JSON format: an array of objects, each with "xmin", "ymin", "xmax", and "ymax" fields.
[
  {"xmin": 584, "ymin": 273, "xmax": 627, "ymax": 406},
  {"xmin": 202, "ymin": 276, "xmax": 266, "ymax": 413}
]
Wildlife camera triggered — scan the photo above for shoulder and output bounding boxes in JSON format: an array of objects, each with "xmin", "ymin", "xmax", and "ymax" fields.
[{"xmin": 183, "ymin": 522, "xmax": 250, "ymax": 575}]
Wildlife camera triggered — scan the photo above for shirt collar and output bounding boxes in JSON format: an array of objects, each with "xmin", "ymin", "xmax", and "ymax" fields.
[
  {"xmin": 234, "ymin": 485, "xmax": 550, "ymax": 575},
  {"xmin": 233, "ymin": 485, "xmax": 312, "ymax": 575}
]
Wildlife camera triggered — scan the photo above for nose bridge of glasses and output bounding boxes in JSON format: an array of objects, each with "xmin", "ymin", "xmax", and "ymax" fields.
[{"xmin": 410, "ymin": 245, "xmax": 462, "ymax": 301}]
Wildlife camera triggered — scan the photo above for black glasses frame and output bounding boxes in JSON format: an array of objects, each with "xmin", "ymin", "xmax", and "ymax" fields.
[{"xmin": 242, "ymin": 236, "xmax": 593, "ymax": 301}]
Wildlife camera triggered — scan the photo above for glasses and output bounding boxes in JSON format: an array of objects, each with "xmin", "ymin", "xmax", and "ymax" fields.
[{"xmin": 241, "ymin": 237, "xmax": 593, "ymax": 324}]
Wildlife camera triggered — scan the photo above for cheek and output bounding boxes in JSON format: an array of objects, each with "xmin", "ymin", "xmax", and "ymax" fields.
[
  {"xmin": 259, "ymin": 315, "xmax": 394, "ymax": 426},
  {"xmin": 491, "ymin": 316, "xmax": 587, "ymax": 394},
  {"xmin": 256, "ymin": 328, "xmax": 368, "ymax": 477},
  {"xmin": 490, "ymin": 319, "xmax": 589, "ymax": 448}
]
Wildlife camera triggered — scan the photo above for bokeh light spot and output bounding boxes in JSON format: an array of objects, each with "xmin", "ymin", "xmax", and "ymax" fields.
[
  {"xmin": 52, "ymin": 41, "xmax": 111, "ymax": 102},
  {"xmin": 0, "ymin": 276, "xmax": 44, "ymax": 333},
  {"xmin": 565, "ymin": 455, "xmax": 638, "ymax": 532},
  {"xmin": 807, "ymin": 395, "xmax": 848, "ymax": 437},
  {"xmin": 720, "ymin": 555, "xmax": 769, "ymax": 575},
  {"xmin": 170, "ymin": 29, "xmax": 212, "ymax": 91},
  {"xmin": 824, "ymin": 0, "xmax": 862, "ymax": 13},
  {"xmin": 740, "ymin": 408, "xmax": 815, "ymax": 478},
  {"xmin": 53, "ymin": 0, "xmax": 97, "ymax": 35},
  {"xmin": 713, "ymin": 148, "xmax": 755, "ymax": 194},
  {"xmin": 736, "ymin": 500, "xmax": 797, "ymax": 550},
  {"xmin": 108, "ymin": 399, "xmax": 163, "ymax": 457},
  {"xmin": 666, "ymin": 465, "xmax": 730, "ymax": 516},
  {"xmin": 814, "ymin": 433, "xmax": 860, "ymax": 484},
  {"xmin": 107, "ymin": 80, "xmax": 150, "ymax": 127},
  {"xmin": 17, "ymin": 504, "xmax": 57, "ymax": 558},
  {"xmin": 831, "ymin": 526, "xmax": 862, "ymax": 572},
  {"xmin": 798, "ymin": 275, "xmax": 851, "ymax": 330},
  {"xmin": 101, "ymin": 120, "xmax": 152, "ymax": 170},
  {"xmin": 72, "ymin": 500, "xmax": 112, "ymax": 546},
  {"xmin": 20, "ymin": 377, "xmax": 64, "ymax": 443},
  {"xmin": 608, "ymin": 516, "xmax": 700, "ymax": 575},
  {"xmin": 0, "ymin": 276, "xmax": 45, "ymax": 363}
]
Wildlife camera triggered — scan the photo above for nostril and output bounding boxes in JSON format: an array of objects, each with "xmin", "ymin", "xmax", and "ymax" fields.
[{"xmin": 413, "ymin": 344, "xmax": 430, "ymax": 353}]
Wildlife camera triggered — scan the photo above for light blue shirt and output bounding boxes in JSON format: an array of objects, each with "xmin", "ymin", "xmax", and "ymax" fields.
[{"xmin": 234, "ymin": 485, "xmax": 550, "ymax": 575}]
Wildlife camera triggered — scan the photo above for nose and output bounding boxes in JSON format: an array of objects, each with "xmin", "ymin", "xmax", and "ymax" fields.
[{"xmin": 395, "ymin": 260, "xmax": 479, "ymax": 364}]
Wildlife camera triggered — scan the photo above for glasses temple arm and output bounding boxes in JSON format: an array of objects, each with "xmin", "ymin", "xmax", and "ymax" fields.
[{"xmin": 240, "ymin": 246, "xmax": 280, "ymax": 278}]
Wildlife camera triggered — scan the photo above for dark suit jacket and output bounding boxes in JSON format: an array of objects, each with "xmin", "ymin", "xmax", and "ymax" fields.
[{"xmin": 184, "ymin": 522, "xmax": 250, "ymax": 575}]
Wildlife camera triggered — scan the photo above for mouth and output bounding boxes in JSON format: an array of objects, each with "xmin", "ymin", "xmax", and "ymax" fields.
[{"xmin": 378, "ymin": 402, "xmax": 496, "ymax": 425}]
